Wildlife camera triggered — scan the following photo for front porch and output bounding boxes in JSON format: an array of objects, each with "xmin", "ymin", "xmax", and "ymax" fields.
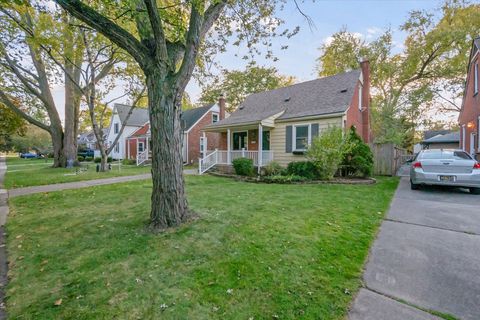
[{"xmin": 199, "ymin": 123, "xmax": 274, "ymax": 174}]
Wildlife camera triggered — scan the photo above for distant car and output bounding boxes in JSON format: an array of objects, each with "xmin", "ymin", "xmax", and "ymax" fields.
[
  {"xmin": 410, "ymin": 149, "xmax": 480, "ymax": 194},
  {"xmin": 19, "ymin": 152, "xmax": 40, "ymax": 159},
  {"xmin": 77, "ymin": 149, "xmax": 95, "ymax": 158}
]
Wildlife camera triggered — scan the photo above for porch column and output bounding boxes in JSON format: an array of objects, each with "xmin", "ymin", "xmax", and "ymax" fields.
[
  {"xmin": 146, "ymin": 136, "xmax": 149, "ymax": 156},
  {"xmin": 227, "ymin": 129, "xmax": 231, "ymax": 164},
  {"xmin": 258, "ymin": 124, "xmax": 263, "ymax": 174},
  {"xmin": 127, "ymin": 138, "xmax": 130, "ymax": 160},
  {"xmin": 202, "ymin": 132, "xmax": 206, "ymax": 157},
  {"xmin": 136, "ymin": 137, "xmax": 139, "ymax": 159}
]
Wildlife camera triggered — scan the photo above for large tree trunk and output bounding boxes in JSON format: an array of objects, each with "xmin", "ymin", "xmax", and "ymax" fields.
[
  {"xmin": 50, "ymin": 125, "xmax": 66, "ymax": 168},
  {"xmin": 64, "ymin": 69, "xmax": 78, "ymax": 165},
  {"xmin": 147, "ymin": 71, "xmax": 188, "ymax": 229}
]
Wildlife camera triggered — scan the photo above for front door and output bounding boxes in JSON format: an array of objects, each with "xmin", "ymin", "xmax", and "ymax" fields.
[{"xmin": 233, "ymin": 131, "xmax": 248, "ymax": 150}]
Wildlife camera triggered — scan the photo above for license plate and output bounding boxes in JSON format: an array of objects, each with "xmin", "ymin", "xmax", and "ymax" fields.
[{"xmin": 439, "ymin": 175, "xmax": 455, "ymax": 182}]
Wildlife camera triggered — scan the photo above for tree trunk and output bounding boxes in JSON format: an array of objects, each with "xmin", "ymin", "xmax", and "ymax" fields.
[
  {"xmin": 147, "ymin": 71, "xmax": 188, "ymax": 229},
  {"xmin": 63, "ymin": 64, "xmax": 79, "ymax": 165},
  {"xmin": 50, "ymin": 126, "xmax": 66, "ymax": 168}
]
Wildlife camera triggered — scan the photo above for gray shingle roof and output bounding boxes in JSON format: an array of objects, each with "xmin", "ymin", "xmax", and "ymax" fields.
[
  {"xmin": 207, "ymin": 69, "xmax": 361, "ymax": 127},
  {"xmin": 474, "ymin": 37, "xmax": 480, "ymax": 51},
  {"xmin": 424, "ymin": 130, "xmax": 452, "ymax": 140},
  {"xmin": 182, "ymin": 104, "xmax": 213, "ymax": 131},
  {"xmin": 422, "ymin": 131, "xmax": 460, "ymax": 144},
  {"xmin": 114, "ymin": 104, "xmax": 149, "ymax": 127}
]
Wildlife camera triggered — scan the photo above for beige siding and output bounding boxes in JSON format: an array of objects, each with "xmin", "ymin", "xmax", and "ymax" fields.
[{"xmin": 270, "ymin": 117, "xmax": 343, "ymax": 166}]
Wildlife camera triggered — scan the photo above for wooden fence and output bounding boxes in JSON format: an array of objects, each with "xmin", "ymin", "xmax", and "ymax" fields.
[{"xmin": 370, "ymin": 143, "xmax": 413, "ymax": 176}]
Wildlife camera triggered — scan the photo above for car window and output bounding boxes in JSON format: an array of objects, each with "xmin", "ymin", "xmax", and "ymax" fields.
[{"xmin": 419, "ymin": 151, "xmax": 472, "ymax": 160}]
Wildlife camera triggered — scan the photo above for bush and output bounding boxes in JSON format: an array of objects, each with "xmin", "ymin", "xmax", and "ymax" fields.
[
  {"xmin": 77, "ymin": 156, "xmax": 85, "ymax": 162},
  {"xmin": 122, "ymin": 159, "xmax": 136, "ymax": 165},
  {"xmin": 232, "ymin": 158, "xmax": 254, "ymax": 176},
  {"xmin": 264, "ymin": 161, "xmax": 283, "ymax": 176},
  {"xmin": 342, "ymin": 126, "xmax": 374, "ymax": 177},
  {"xmin": 94, "ymin": 157, "xmax": 102, "ymax": 163},
  {"xmin": 84, "ymin": 156, "xmax": 93, "ymax": 162},
  {"xmin": 107, "ymin": 157, "xmax": 113, "ymax": 163},
  {"xmin": 262, "ymin": 174, "xmax": 307, "ymax": 184},
  {"xmin": 286, "ymin": 161, "xmax": 318, "ymax": 179},
  {"xmin": 307, "ymin": 126, "xmax": 345, "ymax": 180}
]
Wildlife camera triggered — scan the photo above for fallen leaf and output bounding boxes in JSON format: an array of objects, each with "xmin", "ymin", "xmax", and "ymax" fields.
[{"xmin": 54, "ymin": 299, "xmax": 62, "ymax": 306}]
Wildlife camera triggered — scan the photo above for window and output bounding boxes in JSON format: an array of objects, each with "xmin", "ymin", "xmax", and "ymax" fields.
[
  {"xmin": 293, "ymin": 125, "xmax": 310, "ymax": 151},
  {"xmin": 212, "ymin": 113, "xmax": 219, "ymax": 123},
  {"xmin": 138, "ymin": 142, "xmax": 144, "ymax": 153},
  {"xmin": 232, "ymin": 131, "xmax": 248, "ymax": 150},
  {"xmin": 114, "ymin": 123, "xmax": 119, "ymax": 134},
  {"xmin": 358, "ymin": 83, "xmax": 363, "ymax": 110},
  {"xmin": 114, "ymin": 142, "xmax": 119, "ymax": 153},
  {"xmin": 475, "ymin": 63, "xmax": 479, "ymax": 95}
]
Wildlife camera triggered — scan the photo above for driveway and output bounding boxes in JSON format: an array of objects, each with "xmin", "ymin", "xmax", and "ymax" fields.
[{"xmin": 350, "ymin": 177, "xmax": 480, "ymax": 320}]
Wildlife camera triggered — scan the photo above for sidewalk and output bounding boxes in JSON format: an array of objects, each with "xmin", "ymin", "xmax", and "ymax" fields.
[{"xmin": 0, "ymin": 156, "xmax": 8, "ymax": 319}]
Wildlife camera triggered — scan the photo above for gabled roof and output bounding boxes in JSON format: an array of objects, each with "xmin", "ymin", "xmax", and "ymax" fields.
[
  {"xmin": 424, "ymin": 130, "xmax": 452, "ymax": 140},
  {"xmin": 182, "ymin": 104, "xmax": 214, "ymax": 131},
  {"xmin": 113, "ymin": 104, "xmax": 149, "ymax": 127},
  {"xmin": 422, "ymin": 131, "xmax": 460, "ymax": 144},
  {"xmin": 206, "ymin": 69, "xmax": 361, "ymax": 128}
]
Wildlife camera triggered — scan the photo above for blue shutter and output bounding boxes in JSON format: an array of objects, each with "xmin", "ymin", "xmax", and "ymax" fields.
[
  {"xmin": 311, "ymin": 123, "xmax": 319, "ymax": 138},
  {"xmin": 286, "ymin": 125, "xmax": 292, "ymax": 153}
]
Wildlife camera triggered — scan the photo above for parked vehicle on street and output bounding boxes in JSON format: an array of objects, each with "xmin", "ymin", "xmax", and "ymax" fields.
[
  {"xmin": 19, "ymin": 152, "xmax": 42, "ymax": 159},
  {"xmin": 410, "ymin": 149, "xmax": 480, "ymax": 194},
  {"xmin": 77, "ymin": 149, "xmax": 95, "ymax": 158}
]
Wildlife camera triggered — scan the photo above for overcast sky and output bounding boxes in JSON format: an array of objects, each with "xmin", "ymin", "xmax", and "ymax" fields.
[{"xmin": 53, "ymin": 0, "xmax": 442, "ymax": 122}]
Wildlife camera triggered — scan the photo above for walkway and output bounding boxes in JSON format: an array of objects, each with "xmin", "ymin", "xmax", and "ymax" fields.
[{"xmin": 350, "ymin": 177, "xmax": 480, "ymax": 320}]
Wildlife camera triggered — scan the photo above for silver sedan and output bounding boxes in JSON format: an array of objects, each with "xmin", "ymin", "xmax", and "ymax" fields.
[{"xmin": 410, "ymin": 149, "xmax": 480, "ymax": 194}]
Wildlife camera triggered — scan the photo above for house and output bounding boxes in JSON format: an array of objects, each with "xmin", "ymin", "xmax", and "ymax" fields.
[
  {"xmin": 421, "ymin": 131, "xmax": 460, "ymax": 150},
  {"xmin": 200, "ymin": 60, "xmax": 371, "ymax": 174},
  {"xmin": 106, "ymin": 104, "xmax": 150, "ymax": 159},
  {"xmin": 125, "ymin": 97, "xmax": 226, "ymax": 164},
  {"xmin": 77, "ymin": 129, "xmax": 108, "ymax": 150},
  {"xmin": 459, "ymin": 37, "xmax": 480, "ymax": 158}
]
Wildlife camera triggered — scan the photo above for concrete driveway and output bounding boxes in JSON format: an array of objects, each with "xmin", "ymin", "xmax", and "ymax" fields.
[{"xmin": 350, "ymin": 178, "xmax": 480, "ymax": 320}]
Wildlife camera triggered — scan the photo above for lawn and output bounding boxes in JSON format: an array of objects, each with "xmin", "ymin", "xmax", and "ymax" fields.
[
  {"xmin": 6, "ymin": 175, "xmax": 398, "ymax": 319},
  {"xmin": 5, "ymin": 156, "xmax": 151, "ymax": 189}
]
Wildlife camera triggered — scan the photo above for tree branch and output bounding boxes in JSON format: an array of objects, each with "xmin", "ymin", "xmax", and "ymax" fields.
[
  {"xmin": 143, "ymin": 0, "xmax": 168, "ymax": 63},
  {"xmin": 55, "ymin": 0, "xmax": 149, "ymax": 68}
]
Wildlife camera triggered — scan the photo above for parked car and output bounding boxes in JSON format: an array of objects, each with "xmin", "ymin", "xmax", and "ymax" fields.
[
  {"xmin": 19, "ymin": 152, "xmax": 42, "ymax": 159},
  {"xmin": 77, "ymin": 149, "xmax": 95, "ymax": 158},
  {"xmin": 410, "ymin": 149, "xmax": 480, "ymax": 194}
]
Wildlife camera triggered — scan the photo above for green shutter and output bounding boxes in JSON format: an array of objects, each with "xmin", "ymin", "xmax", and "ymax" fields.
[
  {"xmin": 311, "ymin": 123, "xmax": 319, "ymax": 138},
  {"xmin": 286, "ymin": 125, "xmax": 292, "ymax": 153}
]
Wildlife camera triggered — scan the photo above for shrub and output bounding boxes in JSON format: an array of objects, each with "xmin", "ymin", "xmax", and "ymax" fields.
[
  {"xmin": 122, "ymin": 159, "xmax": 136, "ymax": 165},
  {"xmin": 307, "ymin": 126, "xmax": 345, "ymax": 180},
  {"xmin": 264, "ymin": 161, "xmax": 283, "ymax": 176},
  {"xmin": 286, "ymin": 161, "xmax": 317, "ymax": 179},
  {"xmin": 94, "ymin": 157, "xmax": 102, "ymax": 163},
  {"xmin": 107, "ymin": 157, "xmax": 113, "ymax": 163},
  {"xmin": 342, "ymin": 126, "xmax": 374, "ymax": 177},
  {"xmin": 262, "ymin": 174, "xmax": 307, "ymax": 184},
  {"xmin": 84, "ymin": 156, "xmax": 93, "ymax": 162},
  {"xmin": 232, "ymin": 158, "xmax": 254, "ymax": 176},
  {"xmin": 77, "ymin": 156, "xmax": 85, "ymax": 162}
]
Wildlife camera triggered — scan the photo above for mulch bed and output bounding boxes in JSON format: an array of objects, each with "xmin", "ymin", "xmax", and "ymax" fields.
[{"xmin": 208, "ymin": 172, "xmax": 376, "ymax": 185}]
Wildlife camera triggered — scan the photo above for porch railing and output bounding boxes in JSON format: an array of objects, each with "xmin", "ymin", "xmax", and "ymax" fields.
[
  {"xmin": 198, "ymin": 149, "xmax": 274, "ymax": 174},
  {"xmin": 136, "ymin": 149, "xmax": 149, "ymax": 166}
]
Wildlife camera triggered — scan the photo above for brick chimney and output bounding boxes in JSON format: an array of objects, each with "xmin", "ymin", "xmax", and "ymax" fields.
[
  {"xmin": 360, "ymin": 58, "xmax": 371, "ymax": 143},
  {"xmin": 218, "ymin": 94, "xmax": 226, "ymax": 120}
]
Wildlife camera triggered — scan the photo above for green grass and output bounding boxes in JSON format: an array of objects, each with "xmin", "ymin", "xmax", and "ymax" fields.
[
  {"xmin": 5, "ymin": 156, "xmax": 150, "ymax": 189},
  {"xmin": 6, "ymin": 176, "xmax": 399, "ymax": 319}
]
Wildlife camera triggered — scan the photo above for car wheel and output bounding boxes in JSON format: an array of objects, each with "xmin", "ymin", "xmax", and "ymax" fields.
[
  {"xmin": 469, "ymin": 187, "xmax": 480, "ymax": 195},
  {"xmin": 410, "ymin": 180, "xmax": 419, "ymax": 190}
]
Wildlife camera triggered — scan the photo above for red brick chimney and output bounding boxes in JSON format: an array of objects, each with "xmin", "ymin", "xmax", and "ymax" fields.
[
  {"xmin": 360, "ymin": 58, "xmax": 371, "ymax": 143},
  {"xmin": 218, "ymin": 94, "xmax": 226, "ymax": 120}
]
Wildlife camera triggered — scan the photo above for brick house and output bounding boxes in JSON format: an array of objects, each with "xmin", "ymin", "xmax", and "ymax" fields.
[
  {"xmin": 126, "ymin": 97, "xmax": 226, "ymax": 164},
  {"xmin": 200, "ymin": 61, "xmax": 371, "ymax": 173},
  {"xmin": 459, "ymin": 37, "xmax": 480, "ymax": 158}
]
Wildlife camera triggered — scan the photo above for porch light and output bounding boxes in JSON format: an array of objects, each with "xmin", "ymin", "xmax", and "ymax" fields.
[{"xmin": 467, "ymin": 121, "xmax": 475, "ymax": 129}]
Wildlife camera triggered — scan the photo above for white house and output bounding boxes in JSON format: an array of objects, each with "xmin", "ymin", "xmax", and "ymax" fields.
[{"xmin": 106, "ymin": 104, "xmax": 149, "ymax": 159}]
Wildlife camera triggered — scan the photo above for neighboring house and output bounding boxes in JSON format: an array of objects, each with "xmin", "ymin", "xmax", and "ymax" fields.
[
  {"xmin": 459, "ymin": 37, "xmax": 480, "ymax": 158},
  {"xmin": 421, "ymin": 131, "xmax": 460, "ymax": 150},
  {"xmin": 201, "ymin": 60, "xmax": 371, "ymax": 173},
  {"xmin": 77, "ymin": 129, "xmax": 108, "ymax": 150},
  {"xmin": 125, "ymin": 96, "xmax": 226, "ymax": 164},
  {"xmin": 106, "ymin": 104, "xmax": 149, "ymax": 159}
]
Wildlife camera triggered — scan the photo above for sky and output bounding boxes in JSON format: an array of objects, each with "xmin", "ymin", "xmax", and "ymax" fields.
[{"xmin": 52, "ymin": 0, "xmax": 444, "ymax": 121}]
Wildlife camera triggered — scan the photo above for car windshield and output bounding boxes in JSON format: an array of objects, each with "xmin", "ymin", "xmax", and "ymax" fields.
[{"xmin": 419, "ymin": 150, "xmax": 472, "ymax": 160}]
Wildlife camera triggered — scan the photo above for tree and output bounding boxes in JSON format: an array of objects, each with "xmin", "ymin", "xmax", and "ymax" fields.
[
  {"xmin": 199, "ymin": 66, "xmax": 295, "ymax": 111},
  {"xmin": 55, "ymin": 0, "xmax": 300, "ymax": 229},
  {"xmin": 316, "ymin": 1, "xmax": 480, "ymax": 148},
  {"xmin": 10, "ymin": 124, "xmax": 52, "ymax": 154},
  {"xmin": 0, "ymin": 102, "xmax": 26, "ymax": 151},
  {"xmin": 341, "ymin": 126, "xmax": 374, "ymax": 178},
  {"xmin": 307, "ymin": 126, "xmax": 345, "ymax": 180}
]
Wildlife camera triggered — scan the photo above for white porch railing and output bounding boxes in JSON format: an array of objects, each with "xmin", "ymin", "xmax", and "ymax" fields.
[
  {"xmin": 198, "ymin": 149, "xmax": 274, "ymax": 174},
  {"xmin": 136, "ymin": 149, "xmax": 149, "ymax": 166}
]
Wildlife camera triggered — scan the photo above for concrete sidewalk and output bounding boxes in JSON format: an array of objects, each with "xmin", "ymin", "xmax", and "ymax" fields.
[
  {"xmin": 349, "ymin": 177, "xmax": 480, "ymax": 320},
  {"xmin": 0, "ymin": 156, "xmax": 8, "ymax": 319}
]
